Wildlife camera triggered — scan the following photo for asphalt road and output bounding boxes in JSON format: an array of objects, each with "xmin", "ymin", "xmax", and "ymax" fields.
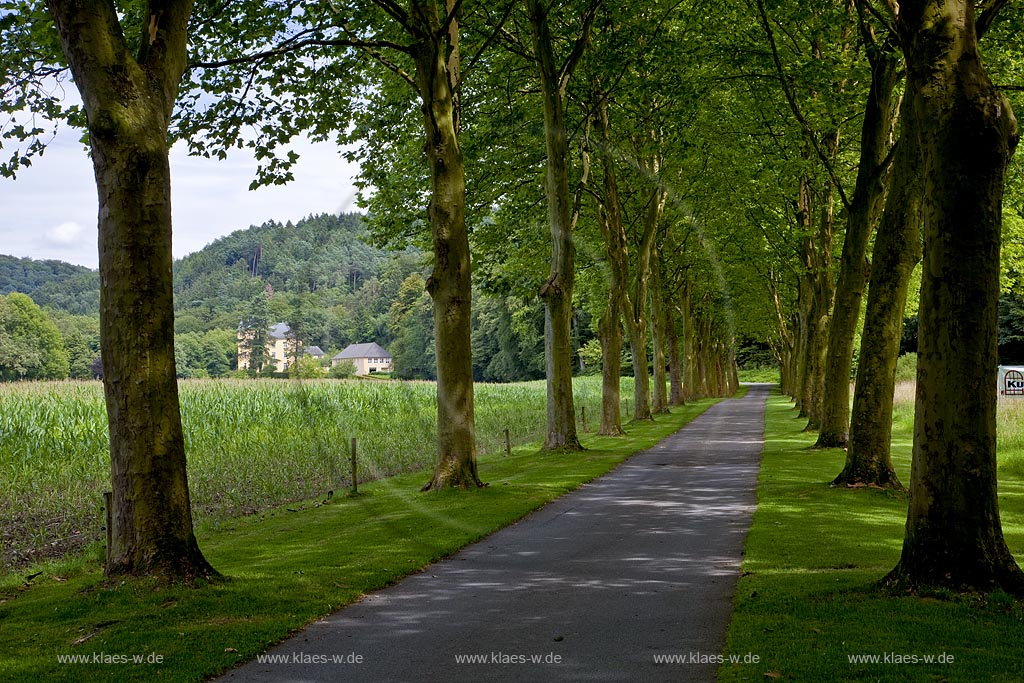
[{"xmin": 215, "ymin": 384, "xmax": 769, "ymax": 683}]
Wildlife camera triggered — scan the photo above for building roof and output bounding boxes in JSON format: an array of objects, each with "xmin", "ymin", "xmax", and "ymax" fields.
[
  {"xmin": 268, "ymin": 322, "xmax": 294, "ymax": 339},
  {"xmin": 332, "ymin": 342, "xmax": 391, "ymax": 361},
  {"xmin": 304, "ymin": 346, "xmax": 325, "ymax": 357}
]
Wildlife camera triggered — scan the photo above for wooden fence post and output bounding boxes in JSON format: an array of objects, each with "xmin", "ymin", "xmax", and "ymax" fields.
[{"xmin": 504, "ymin": 428, "xmax": 511, "ymax": 456}]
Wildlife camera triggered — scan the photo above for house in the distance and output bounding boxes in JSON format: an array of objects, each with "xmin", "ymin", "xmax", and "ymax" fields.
[
  {"xmin": 238, "ymin": 322, "xmax": 301, "ymax": 373},
  {"xmin": 304, "ymin": 345, "xmax": 325, "ymax": 360},
  {"xmin": 332, "ymin": 343, "xmax": 392, "ymax": 376}
]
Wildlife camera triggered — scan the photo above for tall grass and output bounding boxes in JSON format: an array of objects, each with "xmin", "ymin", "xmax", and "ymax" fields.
[
  {"xmin": 891, "ymin": 380, "xmax": 916, "ymax": 430},
  {"xmin": 890, "ymin": 377, "xmax": 1024, "ymax": 477},
  {"xmin": 0, "ymin": 376, "xmax": 621, "ymax": 570},
  {"xmin": 998, "ymin": 398, "xmax": 1024, "ymax": 477}
]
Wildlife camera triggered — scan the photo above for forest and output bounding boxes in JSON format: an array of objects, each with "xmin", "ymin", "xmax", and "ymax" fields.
[
  {"xmin": 0, "ymin": 212, "xmax": 554, "ymax": 381},
  {"xmin": 2, "ymin": 0, "xmax": 1024, "ymax": 604}
]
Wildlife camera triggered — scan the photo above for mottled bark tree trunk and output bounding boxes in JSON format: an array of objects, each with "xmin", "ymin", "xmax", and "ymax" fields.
[
  {"xmin": 802, "ymin": 181, "xmax": 837, "ymax": 431},
  {"xmin": 626, "ymin": 322, "xmax": 651, "ymax": 419},
  {"xmin": 667, "ymin": 307, "xmax": 685, "ymax": 405},
  {"xmin": 681, "ymin": 284, "xmax": 700, "ymax": 401},
  {"xmin": 412, "ymin": 0, "xmax": 483, "ymax": 490},
  {"xmin": 46, "ymin": 0, "xmax": 216, "ymax": 579},
  {"xmin": 625, "ymin": 186, "xmax": 666, "ymax": 422},
  {"xmin": 594, "ymin": 100, "xmax": 629, "ymax": 436},
  {"xmin": 729, "ymin": 349, "xmax": 740, "ymax": 395},
  {"xmin": 816, "ymin": 47, "xmax": 900, "ymax": 448},
  {"xmin": 791, "ymin": 172, "xmax": 814, "ymax": 414},
  {"xmin": 885, "ymin": 0, "xmax": 1024, "ymax": 594},
  {"xmin": 597, "ymin": 304, "xmax": 624, "ymax": 436},
  {"xmin": 768, "ymin": 275, "xmax": 795, "ymax": 397},
  {"xmin": 777, "ymin": 343, "xmax": 793, "ymax": 395},
  {"xmin": 699, "ymin": 315, "xmax": 716, "ymax": 396},
  {"xmin": 836, "ymin": 97, "xmax": 922, "ymax": 489},
  {"xmin": 650, "ymin": 244, "xmax": 669, "ymax": 413},
  {"xmin": 528, "ymin": 0, "xmax": 582, "ymax": 450}
]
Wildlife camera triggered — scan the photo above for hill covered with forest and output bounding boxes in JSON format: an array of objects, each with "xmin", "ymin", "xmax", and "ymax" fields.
[
  {"xmin": 0, "ymin": 212, "xmax": 551, "ymax": 382},
  {"xmin": 171, "ymin": 212, "xmax": 415, "ymax": 334},
  {"xmin": 0, "ymin": 255, "xmax": 100, "ymax": 316},
  {"xmin": 2, "ymin": 213, "xmax": 405, "ymax": 325}
]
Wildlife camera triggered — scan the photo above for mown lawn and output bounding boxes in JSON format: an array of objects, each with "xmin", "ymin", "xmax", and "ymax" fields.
[
  {"xmin": 719, "ymin": 389, "xmax": 1024, "ymax": 682},
  {"xmin": 0, "ymin": 396, "xmax": 719, "ymax": 683}
]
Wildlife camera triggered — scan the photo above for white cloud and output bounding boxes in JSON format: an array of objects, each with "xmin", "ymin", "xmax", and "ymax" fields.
[
  {"xmin": 0, "ymin": 128, "xmax": 362, "ymax": 269},
  {"xmin": 46, "ymin": 221, "xmax": 84, "ymax": 245}
]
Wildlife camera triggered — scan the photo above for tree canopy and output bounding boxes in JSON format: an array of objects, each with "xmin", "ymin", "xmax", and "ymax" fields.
[
  {"xmin": 0, "ymin": 291, "xmax": 69, "ymax": 380},
  {"xmin": 4, "ymin": 0, "xmax": 1024, "ymax": 590}
]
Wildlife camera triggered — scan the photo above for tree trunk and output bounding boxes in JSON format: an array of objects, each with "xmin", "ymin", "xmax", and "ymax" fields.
[
  {"xmin": 802, "ymin": 182, "xmax": 837, "ymax": 431},
  {"xmin": 698, "ymin": 314, "xmax": 715, "ymax": 396},
  {"xmin": 668, "ymin": 307, "xmax": 684, "ymax": 405},
  {"xmin": 777, "ymin": 344, "xmax": 793, "ymax": 396},
  {"xmin": 625, "ymin": 186, "xmax": 666, "ymax": 422},
  {"xmin": 715, "ymin": 345, "xmax": 727, "ymax": 395},
  {"xmin": 768, "ymin": 275, "xmax": 794, "ymax": 396},
  {"xmin": 837, "ymin": 97, "xmax": 922, "ymax": 490},
  {"xmin": 626, "ymin": 320, "xmax": 652, "ymax": 420},
  {"xmin": 412, "ymin": 0, "xmax": 483, "ymax": 490},
  {"xmin": 594, "ymin": 100, "xmax": 629, "ymax": 436},
  {"xmin": 816, "ymin": 49, "xmax": 900, "ymax": 448},
  {"xmin": 791, "ymin": 312, "xmax": 808, "ymax": 410},
  {"xmin": 885, "ymin": 0, "xmax": 1024, "ymax": 594},
  {"xmin": 597, "ymin": 303, "xmax": 625, "ymax": 436},
  {"xmin": 792, "ymin": 172, "xmax": 814, "ymax": 414},
  {"xmin": 528, "ymin": 0, "xmax": 582, "ymax": 450},
  {"xmin": 650, "ymin": 244, "xmax": 669, "ymax": 413},
  {"xmin": 681, "ymin": 284, "xmax": 700, "ymax": 401},
  {"xmin": 729, "ymin": 350, "xmax": 740, "ymax": 395},
  {"xmin": 46, "ymin": 0, "xmax": 216, "ymax": 580}
]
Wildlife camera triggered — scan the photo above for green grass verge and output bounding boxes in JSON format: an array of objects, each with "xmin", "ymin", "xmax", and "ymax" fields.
[
  {"xmin": 719, "ymin": 389, "xmax": 1024, "ymax": 682},
  {"xmin": 0, "ymin": 398, "xmax": 718, "ymax": 683}
]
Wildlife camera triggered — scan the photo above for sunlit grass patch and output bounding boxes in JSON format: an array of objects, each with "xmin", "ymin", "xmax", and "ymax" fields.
[
  {"xmin": 737, "ymin": 366, "xmax": 780, "ymax": 383},
  {"xmin": 720, "ymin": 389, "xmax": 1024, "ymax": 683},
  {"xmin": 998, "ymin": 396, "xmax": 1024, "ymax": 477}
]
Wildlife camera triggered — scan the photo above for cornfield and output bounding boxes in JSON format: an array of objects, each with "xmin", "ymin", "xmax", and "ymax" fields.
[{"xmin": 0, "ymin": 376, "xmax": 616, "ymax": 570}]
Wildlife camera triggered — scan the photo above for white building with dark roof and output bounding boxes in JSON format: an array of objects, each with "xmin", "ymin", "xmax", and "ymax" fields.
[
  {"xmin": 332, "ymin": 343, "xmax": 392, "ymax": 376},
  {"xmin": 237, "ymin": 322, "xmax": 300, "ymax": 372}
]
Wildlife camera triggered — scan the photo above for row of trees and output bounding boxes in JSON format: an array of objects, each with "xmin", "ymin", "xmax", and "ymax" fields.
[
  {"xmin": 3, "ymin": 0, "xmax": 1021, "ymax": 594},
  {"xmin": 728, "ymin": 0, "xmax": 1024, "ymax": 594}
]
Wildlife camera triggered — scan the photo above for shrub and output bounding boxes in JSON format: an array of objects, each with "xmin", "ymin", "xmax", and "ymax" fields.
[
  {"xmin": 329, "ymin": 360, "xmax": 356, "ymax": 378},
  {"xmin": 894, "ymin": 352, "xmax": 917, "ymax": 383},
  {"xmin": 289, "ymin": 356, "xmax": 325, "ymax": 379}
]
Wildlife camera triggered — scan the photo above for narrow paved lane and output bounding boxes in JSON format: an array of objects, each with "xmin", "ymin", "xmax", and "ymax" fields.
[{"xmin": 217, "ymin": 384, "xmax": 769, "ymax": 683}]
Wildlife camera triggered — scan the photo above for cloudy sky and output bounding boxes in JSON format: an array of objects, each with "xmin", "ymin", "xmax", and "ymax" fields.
[{"xmin": 0, "ymin": 127, "xmax": 362, "ymax": 269}]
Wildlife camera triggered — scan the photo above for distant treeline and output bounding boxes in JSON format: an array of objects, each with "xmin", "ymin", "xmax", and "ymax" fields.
[{"xmin": 0, "ymin": 213, "xmax": 592, "ymax": 382}]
